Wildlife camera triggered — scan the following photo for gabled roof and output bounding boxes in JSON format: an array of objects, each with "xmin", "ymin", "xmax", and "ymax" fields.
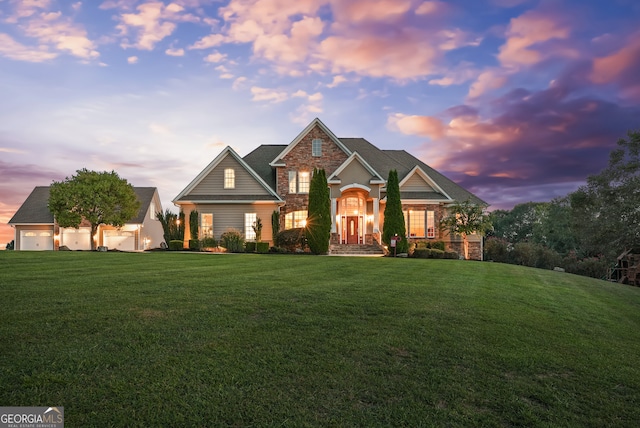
[
  {"xmin": 270, "ymin": 118, "xmax": 351, "ymax": 166},
  {"xmin": 327, "ymin": 151, "xmax": 386, "ymax": 184},
  {"xmin": 385, "ymin": 150, "xmax": 487, "ymax": 206},
  {"xmin": 129, "ymin": 187, "xmax": 159, "ymax": 224},
  {"xmin": 340, "ymin": 137, "xmax": 486, "ymax": 205},
  {"xmin": 398, "ymin": 166, "xmax": 453, "ymax": 201},
  {"xmin": 9, "ymin": 186, "xmax": 161, "ymax": 225},
  {"xmin": 243, "ymin": 144, "xmax": 286, "ymax": 191},
  {"xmin": 8, "ymin": 186, "xmax": 54, "ymax": 224},
  {"xmin": 173, "ymin": 146, "xmax": 283, "ymax": 203}
]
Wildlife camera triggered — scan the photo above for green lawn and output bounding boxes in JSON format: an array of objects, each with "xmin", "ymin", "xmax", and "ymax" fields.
[{"xmin": 1, "ymin": 252, "xmax": 639, "ymax": 427}]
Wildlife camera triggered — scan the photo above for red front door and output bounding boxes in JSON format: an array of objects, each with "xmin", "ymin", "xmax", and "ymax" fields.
[{"xmin": 347, "ymin": 216, "xmax": 359, "ymax": 244}]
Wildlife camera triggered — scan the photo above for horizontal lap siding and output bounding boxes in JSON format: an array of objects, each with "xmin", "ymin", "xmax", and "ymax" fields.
[
  {"xmin": 195, "ymin": 203, "xmax": 278, "ymax": 242},
  {"xmin": 336, "ymin": 161, "xmax": 374, "ymax": 187},
  {"xmin": 401, "ymin": 174, "xmax": 434, "ymax": 192},
  {"xmin": 189, "ymin": 155, "xmax": 270, "ymax": 196}
]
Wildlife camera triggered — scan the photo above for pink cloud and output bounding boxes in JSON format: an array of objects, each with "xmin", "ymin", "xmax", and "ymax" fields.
[
  {"xmin": 330, "ymin": 0, "xmax": 412, "ymax": 23},
  {"xmin": 590, "ymin": 33, "xmax": 640, "ymax": 99},
  {"xmin": 498, "ymin": 10, "xmax": 573, "ymax": 68}
]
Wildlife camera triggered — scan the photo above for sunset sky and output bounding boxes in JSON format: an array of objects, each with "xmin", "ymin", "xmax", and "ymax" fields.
[{"xmin": 1, "ymin": 0, "xmax": 640, "ymax": 246}]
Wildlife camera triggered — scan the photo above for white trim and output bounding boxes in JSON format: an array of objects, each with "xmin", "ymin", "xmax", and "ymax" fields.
[
  {"xmin": 327, "ymin": 151, "xmax": 385, "ymax": 184},
  {"xmin": 339, "ymin": 183, "xmax": 372, "ymax": 193},
  {"xmin": 173, "ymin": 146, "xmax": 283, "ymax": 203},
  {"xmin": 176, "ymin": 200, "xmax": 283, "ymax": 205},
  {"xmin": 269, "ymin": 118, "xmax": 351, "ymax": 166},
  {"xmin": 398, "ymin": 166, "xmax": 453, "ymax": 201}
]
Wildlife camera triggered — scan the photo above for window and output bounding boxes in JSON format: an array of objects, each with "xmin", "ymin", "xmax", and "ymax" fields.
[
  {"xmin": 245, "ymin": 213, "xmax": 257, "ymax": 240},
  {"xmin": 404, "ymin": 210, "xmax": 426, "ymax": 238},
  {"xmin": 427, "ymin": 211, "xmax": 435, "ymax": 238},
  {"xmin": 288, "ymin": 171, "xmax": 310, "ymax": 194},
  {"xmin": 285, "ymin": 210, "xmax": 308, "ymax": 229},
  {"xmin": 312, "ymin": 138, "xmax": 322, "ymax": 157},
  {"xmin": 289, "ymin": 171, "xmax": 297, "ymax": 193},
  {"xmin": 201, "ymin": 213, "xmax": 213, "ymax": 238},
  {"xmin": 150, "ymin": 201, "xmax": 156, "ymax": 220},
  {"xmin": 298, "ymin": 171, "xmax": 310, "ymax": 193},
  {"xmin": 224, "ymin": 168, "xmax": 235, "ymax": 189}
]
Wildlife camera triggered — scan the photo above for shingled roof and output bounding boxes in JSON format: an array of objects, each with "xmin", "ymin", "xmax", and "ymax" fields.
[
  {"xmin": 8, "ymin": 186, "xmax": 54, "ymax": 224},
  {"xmin": 9, "ymin": 186, "xmax": 159, "ymax": 225},
  {"xmin": 340, "ymin": 138, "xmax": 487, "ymax": 206}
]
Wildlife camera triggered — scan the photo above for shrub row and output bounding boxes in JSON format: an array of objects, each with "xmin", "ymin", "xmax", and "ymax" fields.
[
  {"xmin": 411, "ymin": 248, "xmax": 458, "ymax": 259},
  {"xmin": 484, "ymin": 237, "xmax": 610, "ymax": 278}
]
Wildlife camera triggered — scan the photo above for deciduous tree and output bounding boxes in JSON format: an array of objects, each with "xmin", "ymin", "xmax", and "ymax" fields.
[
  {"xmin": 48, "ymin": 169, "xmax": 140, "ymax": 251},
  {"xmin": 440, "ymin": 199, "xmax": 491, "ymax": 259}
]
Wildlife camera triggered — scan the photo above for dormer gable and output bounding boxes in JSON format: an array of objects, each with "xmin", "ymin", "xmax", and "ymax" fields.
[
  {"xmin": 327, "ymin": 152, "xmax": 386, "ymax": 185},
  {"xmin": 398, "ymin": 166, "xmax": 453, "ymax": 201},
  {"xmin": 270, "ymin": 118, "xmax": 351, "ymax": 167}
]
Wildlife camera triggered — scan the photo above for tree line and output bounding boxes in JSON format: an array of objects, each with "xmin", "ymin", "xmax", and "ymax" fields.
[{"xmin": 487, "ymin": 130, "xmax": 640, "ymax": 278}]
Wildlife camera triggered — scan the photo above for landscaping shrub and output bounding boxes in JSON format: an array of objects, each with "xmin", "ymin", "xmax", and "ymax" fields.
[
  {"xmin": 444, "ymin": 251, "xmax": 459, "ymax": 259},
  {"xmin": 411, "ymin": 248, "xmax": 446, "ymax": 259},
  {"xmin": 200, "ymin": 237, "xmax": 217, "ymax": 249},
  {"xmin": 256, "ymin": 242, "xmax": 269, "ymax": 254},
  {"xmin": 512, "ymin": 242, "xmax": 538, "ymax": 267},
  {"xmin": 169, "ymin": 240, "xmax": 184, "ymax": 251},
  {"xmin": 188, "ymin": 239, "xmax": 200, "ymax": 250},
  {"xmin": 245, "ymin": 242, "xmax": 256, "ymax": 252},
  {"xmin": 220, "ymin": 229, "xmax": 244, "ymax": 253},
  {"xmin": 535, "ymin": 245, "xmax": 563, "ymax": 270},
  {"xmin": 429, "ymin": 249, "xmax": 445, "ymax": 259},
  {"xmin": 562, "ymin": 251, "xmax": 610, "ymax": 279},
  {"xmin": 274, "ymin": 228, "xmax": 306, "ymax": 252},
  {"xmin": 484, "ymin": 237, "xmax": 510, "ymax": 263}
]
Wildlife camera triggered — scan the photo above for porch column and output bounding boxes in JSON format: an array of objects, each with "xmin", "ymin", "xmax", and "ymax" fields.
[
  {"xmin": 372, "ymin": 198, "xmax": 380, "ymax": 233},
  {"xmin": 331, "ymin": 198, "xmax": 337, "ymax": 233}
]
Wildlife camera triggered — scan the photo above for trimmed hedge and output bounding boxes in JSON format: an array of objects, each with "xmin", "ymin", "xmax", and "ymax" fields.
[
  {"xmin": 200, "ymin": 237, "xmax": 217, "ymax": 249},
  {"xmin": 256, "ymin": 242, "xmax": 269, "ymax": 254},
  {"xmin": 169, "ymin": 240, "xmax": 184, "ymax": 251},
  {"xmin": 245, "ymin": 242, "xmax": 256, "ymax": 253},
  {"xmin": 412, "ymin": 248, "xmax": 458, "ymax": 259},
  {"xmin": 188, "ymin": 239, "xmax": 200, "ymax": 250}
]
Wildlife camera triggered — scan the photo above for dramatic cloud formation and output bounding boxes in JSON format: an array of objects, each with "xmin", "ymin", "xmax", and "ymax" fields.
[{"xmin": 0, "ymin": 0, "xmax": 638, "ymax": 245}]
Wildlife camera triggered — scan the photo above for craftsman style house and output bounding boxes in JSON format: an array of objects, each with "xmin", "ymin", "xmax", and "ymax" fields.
[
  {"xmin": 9, "ymin": 187, "xmax": 165, "ymax": 251},
  {"xmin": 174, "ymin": 118, "xmax": 487, "ymax": 259}
]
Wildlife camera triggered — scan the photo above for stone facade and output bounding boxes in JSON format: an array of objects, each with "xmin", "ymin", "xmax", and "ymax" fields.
[{"xmin": 276, "ymin": 125, "xmax": 349, "ymax": 216}]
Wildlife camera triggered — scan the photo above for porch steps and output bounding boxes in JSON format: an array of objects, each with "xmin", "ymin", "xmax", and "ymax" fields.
[{"xmin": 329, "ymin": 244, "xmax": 386, "ymax": 256}]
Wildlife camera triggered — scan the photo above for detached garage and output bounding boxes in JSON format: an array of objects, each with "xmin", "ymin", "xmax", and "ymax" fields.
[{"xmin": 9, "ymin": 186, "xmax": 166, "ymax": 251}]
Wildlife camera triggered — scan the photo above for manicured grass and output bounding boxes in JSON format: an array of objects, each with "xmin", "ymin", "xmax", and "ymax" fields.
[{"xmin": 1, "ymin": 251, "xmax": 640, "ymax": 427}]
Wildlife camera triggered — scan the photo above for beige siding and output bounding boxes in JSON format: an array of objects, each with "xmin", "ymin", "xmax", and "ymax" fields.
[
  {"xmin": 336, "ymin": 161, "xmax": 375, "ymax": 187},
  {"xmin": 193, "ymin": 203, "xmax": 278, "ymax": 243},
  {"xmin": 189, "ymin": 155, "xmax": 270, "ymax": 196},
  {"xmin": 401, "ymin": 174, "xmax": 434, "ymax": 192},
  {"xmin": 141, "ymin": 190, "xmax": 166, "ymax": 249}
]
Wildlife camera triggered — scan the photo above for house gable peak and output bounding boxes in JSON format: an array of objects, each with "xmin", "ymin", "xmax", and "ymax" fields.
[{"xmin": 270, "ymin": 118, "xmax": 351, "ymax": 166}]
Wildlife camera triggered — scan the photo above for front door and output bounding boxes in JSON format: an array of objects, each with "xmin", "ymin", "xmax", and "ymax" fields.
[{"xmin": 346, "ymin": 216, "xmax": 359, "ymax": 244}]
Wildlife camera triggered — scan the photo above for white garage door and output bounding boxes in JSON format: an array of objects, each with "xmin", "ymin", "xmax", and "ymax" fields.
[
  {"xmin": 60, "ymin": 227, "xmax": 92, "ymax": 250},
  {"xmin": 103, "ymin": 230, "xmax": 135, "ymax": 251},
  {"xmin": 20, "ymin": 230, "xmax": 54, "ymax": 251}
]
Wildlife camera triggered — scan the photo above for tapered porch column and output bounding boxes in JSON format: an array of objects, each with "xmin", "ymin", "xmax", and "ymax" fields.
[
  {"xmin": 372, "ymin": 198, "xmax": 380, "ymax": 233},
  {"xmin": 331, "ymin": 198, "xmax": 337, "ymax": 233}
]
